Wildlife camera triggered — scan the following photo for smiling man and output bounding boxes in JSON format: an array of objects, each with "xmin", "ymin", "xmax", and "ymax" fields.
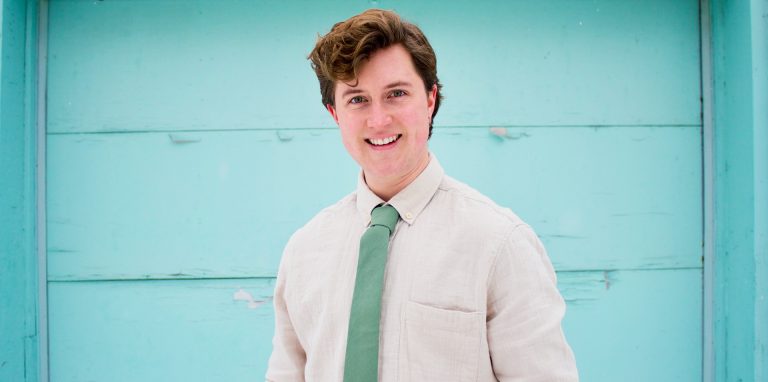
[{"xmin": 266, "ymin": 9, "xmax": 578, "ymax": 382}]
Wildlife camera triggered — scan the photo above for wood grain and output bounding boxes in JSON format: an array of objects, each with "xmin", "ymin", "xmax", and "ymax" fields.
[
  {"xmin": 46, "ymin": 0, "xmax": 700, "ymax": 133},
  {"xmin": 47, "ymin": 269, "xmax": 702, "ymax": 381},
  {"xmin": 44, "ymin": 1, "xmax": 703, "ymax": 381},
  {"xmin": 48, "ymin": 126, "xmax": 700, "ymax": 280}
]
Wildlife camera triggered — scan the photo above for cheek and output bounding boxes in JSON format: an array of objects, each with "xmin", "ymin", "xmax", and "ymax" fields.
[
  {"xmin": 338, "ymin": 123, "xmax": 364, "ymax": 155},
  {"xmin": 406, "ymin": 108, "xmax": 431, "ymax": 139},
  {"xmin": 339, "ymin": 127, "xmax": 357, "ymax": 147},
  {"xmin": 414, "ymin": 129, "xmax": 430, "ymax": 145}
]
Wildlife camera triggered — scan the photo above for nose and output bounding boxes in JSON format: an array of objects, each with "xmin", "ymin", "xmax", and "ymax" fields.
[{"xmin": 366, "ymin": 102, "xmax": 392, "ymax": 129}]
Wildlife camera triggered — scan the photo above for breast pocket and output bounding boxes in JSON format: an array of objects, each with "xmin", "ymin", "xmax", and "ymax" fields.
[{"xmin": 403, "ymin": 301, "xmax": 484, "ymax": 382}]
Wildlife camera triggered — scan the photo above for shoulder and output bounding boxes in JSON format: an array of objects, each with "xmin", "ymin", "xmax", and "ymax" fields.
[
  {"xmin": 424, "ymin": 175, "xmax": 546, "ymax": 259},
  {"xmin": 437, "ymin": 175, "xmax": 547, "ymax": 257},
  {"xmin": 435, "ymin": 175, "xmax": 529, "ymax": 232},
  {"xmin": 425, "ymin": 174, "xmax": 553, "ymax": 281}
]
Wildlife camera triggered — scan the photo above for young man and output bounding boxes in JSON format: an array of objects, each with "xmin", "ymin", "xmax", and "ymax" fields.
[{"xmin": 266, "ymin": 9, "xmax": 578, "ymax": 382}]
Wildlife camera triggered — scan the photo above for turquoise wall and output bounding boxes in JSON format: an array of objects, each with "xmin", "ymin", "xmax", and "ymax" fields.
[
  {"xmin": 42, "ymin": 1, "xmax": 703, "ymax": 381},
  {"xmin": 13, "ymin": 0, "xmax": 768, "ymax": 380},
  {"xmin": 711, "ymin": 0, "xmax": 768, "ymax": 380},
  {"xmin": 0, "ymin": 0, "xmax": 38, "ymax": 381}
]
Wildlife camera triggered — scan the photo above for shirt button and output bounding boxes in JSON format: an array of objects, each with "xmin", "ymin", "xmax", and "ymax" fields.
[{"xmin": 405, "ymin": 212, "xmax": 413, "ymax": 220}]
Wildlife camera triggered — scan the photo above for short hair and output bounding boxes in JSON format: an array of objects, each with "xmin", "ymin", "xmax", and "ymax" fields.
[{"xmin": 308, "ymin": 9, "xmax": 443, "ymax": 136}]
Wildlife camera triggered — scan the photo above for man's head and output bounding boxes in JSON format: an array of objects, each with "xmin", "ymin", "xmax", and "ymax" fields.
[
  {"xmin": 308, "ymin": 9, "xmax": 443, "ymax": 136},
  {"xmin": 307, "ymin": 10, "xmax": 441, "ymax": 199}
]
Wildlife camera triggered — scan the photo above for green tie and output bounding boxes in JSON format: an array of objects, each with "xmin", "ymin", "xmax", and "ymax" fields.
[{"xmin": 343, "ymin": 204, "xmax": 400, "ymax": 382}]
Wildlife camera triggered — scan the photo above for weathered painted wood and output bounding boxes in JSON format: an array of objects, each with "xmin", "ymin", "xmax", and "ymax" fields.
[
  {"xmin": 434, "ymin": 126, "xmax": 702, "ymax": 273},
  {"xmin": 47, "ymin": 128, "xmax": 357, "ymax": 281},
  {"xmin": 47, "ymin": 126, "xmax": 701, "ymax": 280},
  {"xmin": 561, "ymin": 268, "xmax": 702, "ymax": 381},
  {"xmin": 46, "ymin": 0, "xmax": 700, "ymax": 133},
  {"xmin": 710, "ymin": 0, "xmax": 768, "ymax": 380},
  {"xmin": 43, "ymin": 1, "xmax": 705, "ymax": 381},
  {"xmin": 47, "ymin": 269, "xmax": 701, "ymax": 381},
  {"xmin": 393, "ymin": 0, "xmax": 701, "ymax": 128},
  {"xmin": 48, "ymin": 278, "xmax": 277, "ymax": 382},
  {"xmin": 0, "ymin": 1, "xmax": 39, "ymax": 381}
]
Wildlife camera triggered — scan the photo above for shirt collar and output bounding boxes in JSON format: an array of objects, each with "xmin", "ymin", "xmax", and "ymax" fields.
[{"xmin": 356, "ymin": 154, "xmax": 445, "ymax": 226}]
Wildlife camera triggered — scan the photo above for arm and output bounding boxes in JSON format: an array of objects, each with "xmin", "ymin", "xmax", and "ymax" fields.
[
  {"xmin": 487, "ymin": 225, "xmax": 579, "ymax": 382},
  {"xmin": 265, "ymin": 247, "xmax": 306, "ymax": 382}
]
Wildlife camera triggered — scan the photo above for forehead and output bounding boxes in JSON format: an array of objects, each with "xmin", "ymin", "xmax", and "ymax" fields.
[{"xmin": 335, "ymin": 44, "xmax": 421, "ymax": 93}]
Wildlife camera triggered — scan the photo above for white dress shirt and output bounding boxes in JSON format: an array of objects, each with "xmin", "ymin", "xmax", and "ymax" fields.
[{"xmin": 266, "ymin": 155, "xmax": 578, "ymax": 381}]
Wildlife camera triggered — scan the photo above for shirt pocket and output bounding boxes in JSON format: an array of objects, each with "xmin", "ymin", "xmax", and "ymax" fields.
[{"xmin": 403, "ymin": 301, "xmax": 484, "ymax": 382}]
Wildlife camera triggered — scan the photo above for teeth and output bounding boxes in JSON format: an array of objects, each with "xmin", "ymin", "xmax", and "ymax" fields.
[{"xmin": 369, "ymin": 135, "xmax": 398, "ymax": 146}]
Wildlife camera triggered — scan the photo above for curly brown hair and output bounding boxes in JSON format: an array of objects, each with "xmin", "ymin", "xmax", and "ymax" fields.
[{"xmin": 308, "ymin": 9, "xmax": 443, "ymax": 136}]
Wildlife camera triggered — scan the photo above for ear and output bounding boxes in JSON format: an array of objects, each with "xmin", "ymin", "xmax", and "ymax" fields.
[
  {"xmin": 326, "ymin": 104, "xmax": 340, "ymax": 125},
  {"xmin": 426, "ymin": 84, "xmax": 437, "ymax": 115}
]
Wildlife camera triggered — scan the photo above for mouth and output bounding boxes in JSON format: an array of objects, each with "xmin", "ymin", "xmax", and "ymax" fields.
[{"xmin": 365, "ymin": 134, "xmax": 402, "ymax": 147}]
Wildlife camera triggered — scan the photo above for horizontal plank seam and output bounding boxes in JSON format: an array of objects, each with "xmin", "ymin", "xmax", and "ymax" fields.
[
  {"xmin": 47, "ymin": 265, "xmax": 704, "ymax": 283},
  {"xmin": 46, "ymin": 124, "xmax": 703, "ymax": 136}
]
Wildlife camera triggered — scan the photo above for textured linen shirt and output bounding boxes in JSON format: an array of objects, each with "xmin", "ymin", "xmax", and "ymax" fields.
[{"xmin": 266, "ymin": 156, "xmax": 578, "ymax": 382}]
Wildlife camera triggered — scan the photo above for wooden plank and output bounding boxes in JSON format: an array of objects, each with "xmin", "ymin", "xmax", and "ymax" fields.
[
  {"xmin": 48, "ymin": 278, "xmax": 277, "ymax": 382},
  {"xmin": 46, "ymin": 129, "xmax": 358, "ymax": 280},
  {"xmin": 45, "ymin": 0, "xmax": 363, "ymax": 134},
  {"xmin": 47, "ymin": 126, "xmax": 701, "ymax": 280},
  {"xmin": 433, "ymin": 126, "xmax": 703, "ymax": 272},
  {"xmin": 560, "ymin": 268, "xmax": 702, "ymax": 381},
  {"xmin": 394, "ymin": 0, "xmax": 701, "ymax": 127},
  {"xmin": 47, "ymin": 268, "xmax": 701, "ymax": 381},
  {"xmin": 711, "ymin": 0, "xmax": 768, "ymax": 379},
  {"xmin": 0, "ymin": 0, "xmax": 40, "ymax": 381},
  {"xmin": 46, "ymin": 0, "xmax": 699, "ymax": 133}
]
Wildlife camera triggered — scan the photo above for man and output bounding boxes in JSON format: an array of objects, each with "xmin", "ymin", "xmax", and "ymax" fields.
[{"xmin": 266, "ymin": 9, "xmax": 578, "ymax": 382}]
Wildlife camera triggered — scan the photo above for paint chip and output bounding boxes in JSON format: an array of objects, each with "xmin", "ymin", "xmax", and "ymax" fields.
[
  {"xmin": 233, "ymin": 288, "xmax": 265, "ymax": 309},
  {"xmin": 489, "ymin": 127, "xmax": 508, "ymax": 138},
  {"xmin": 490, "ymin": 127, "xmax": 531, "ymax": 141},
  {"xmin": 168, "ymin": 134, "xmax": 201, "ymax": 144},
  {"xmin": 276, "ymin": 131, "xmax": 294, "ymax": 142}
]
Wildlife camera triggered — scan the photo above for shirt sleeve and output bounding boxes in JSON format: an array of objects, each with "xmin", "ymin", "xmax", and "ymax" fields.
[
  {"xmin": 265, "ymin": 243, "xmax": 306, "ymax": 382},
  {"xmin": 486, "ymin": 224, "xmax": 579, "ymax": 382}
]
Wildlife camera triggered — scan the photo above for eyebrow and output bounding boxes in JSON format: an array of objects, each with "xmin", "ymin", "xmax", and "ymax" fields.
[
  {"xmin": 384, "ymin": 81, "xmax": 413, "ymax": 89},
  {"xmin": 339, "ymin": 81, "xmax": 414, "ymax": 99},
  {"xmin": 340, "ymin": 88, "xmax": 365, "ymax": 99}
]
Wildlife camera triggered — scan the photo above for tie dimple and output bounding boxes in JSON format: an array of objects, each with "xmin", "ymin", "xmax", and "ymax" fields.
[{"xmin": 369, "ymin": 204, "xmax": 399, "ymax": 234}]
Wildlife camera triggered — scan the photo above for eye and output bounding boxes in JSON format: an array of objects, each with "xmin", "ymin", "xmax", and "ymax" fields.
[
  {"xmin": 349, "ymin": 96, "xmax": 367, "ymax": 105},
  {"xmin": 390, "ymin": 89, "xmax": 407, "ymax": 98}
]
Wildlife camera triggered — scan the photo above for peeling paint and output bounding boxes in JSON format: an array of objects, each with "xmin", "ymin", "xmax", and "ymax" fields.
[
  {"xmin": 233, "ymin": 288, "xmax": 265, "ymax": 309},
  {"xmin": 603, "ymin": 271, "xmax": 612, "ymax": 290},
  {"xmin": 488, "ymin": 127, "xmax": 531, "ymax": 141},
  {"xmin": 276, "ymin": 131, "xmax": 293, "ymax": 142},
  {"xmin": 507, "ymin": 132, "xmax": 531, "ymax": 140},
  {"xmin": 168, "ymin": 134, "xmax": 201, "ymax": 144},
  {"xmin": 489, "ymin": 126, "xmax": 508, "ymax": 138}
]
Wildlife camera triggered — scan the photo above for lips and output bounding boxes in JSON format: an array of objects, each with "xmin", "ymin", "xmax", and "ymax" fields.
[{"xmin": 366, "ymin": 134, "xmax": 402, "ymax": 146}]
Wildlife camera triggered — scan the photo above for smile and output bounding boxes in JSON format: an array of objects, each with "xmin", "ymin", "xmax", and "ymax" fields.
[{"xmin": 366, "ymin": 134, "xmax": 401, "ymax": 146}]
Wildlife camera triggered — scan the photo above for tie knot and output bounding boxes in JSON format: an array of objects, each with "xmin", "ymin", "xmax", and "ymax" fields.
[{"xmin": 370, "ymin": 204, "xmax": 399, "ymax": 234}]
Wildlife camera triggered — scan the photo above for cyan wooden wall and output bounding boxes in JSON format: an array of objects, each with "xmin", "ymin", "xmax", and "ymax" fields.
[
  {"xmin": 710, "ymin": 0, "xmax": 768, "ymax": 380},
  {"xmin": 44, "ymin": 1, "xmax": 703, "ymax": 381},
  {"xmin": 0, "ymin": 0, "xmax": 40, "ymax": 381}
]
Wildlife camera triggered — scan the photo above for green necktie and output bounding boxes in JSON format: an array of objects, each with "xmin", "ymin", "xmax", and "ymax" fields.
[{"xmin": 343, "ymin": 204, "xmax": 400, "ymax": 382}]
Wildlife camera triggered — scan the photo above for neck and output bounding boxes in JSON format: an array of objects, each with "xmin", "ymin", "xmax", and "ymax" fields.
[{"xmin": 365, "ymin": 154, "xmax": 430, "ymax": 201}]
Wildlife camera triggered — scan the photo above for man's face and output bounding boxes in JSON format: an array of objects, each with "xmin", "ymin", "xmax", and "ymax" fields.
[{"xmin": 328, "ymin": 44, "xmax": 437, "ymax": 189}]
